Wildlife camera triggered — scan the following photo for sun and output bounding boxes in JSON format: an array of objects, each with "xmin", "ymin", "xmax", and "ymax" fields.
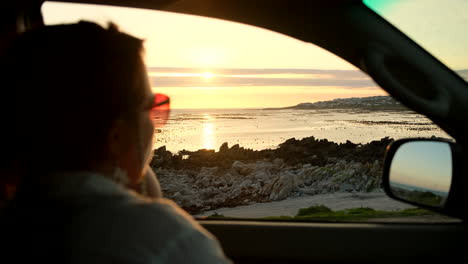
[{"xmin": 201, "ymin": 72, "xmax": 214, "ymax": 79}]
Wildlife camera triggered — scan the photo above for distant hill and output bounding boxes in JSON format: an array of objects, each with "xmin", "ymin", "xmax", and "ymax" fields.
[{"xmin": 267, "ymin": 96, "xmax": 409, "ymax": 111}]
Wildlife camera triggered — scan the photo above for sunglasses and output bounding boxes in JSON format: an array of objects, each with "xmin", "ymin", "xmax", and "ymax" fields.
[{"xmin": 149, "ymin": 93, "xmax": 170, "ymax": 128}]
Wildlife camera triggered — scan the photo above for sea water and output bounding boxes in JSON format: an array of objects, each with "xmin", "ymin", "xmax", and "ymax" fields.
[{"xmin": 153, "ymin": 108, "xmax": 450, "ymax": 152}]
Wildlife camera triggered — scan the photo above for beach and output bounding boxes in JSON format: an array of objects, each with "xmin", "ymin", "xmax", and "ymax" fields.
[{"xmin": 150, "ymin": 107, "xmax": 453, "ymax": 221}]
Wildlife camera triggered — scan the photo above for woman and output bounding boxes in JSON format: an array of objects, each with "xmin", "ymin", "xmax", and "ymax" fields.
[{"xmin": 1, "ymin": 21, "xmax": 231, "ymax": 263}]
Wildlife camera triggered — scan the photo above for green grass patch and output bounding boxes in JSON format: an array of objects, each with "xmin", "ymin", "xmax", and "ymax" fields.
[
  {"xmin": 296, "ymin": 205, "xmax": 332, "ymax": 216},
  {"xmin": 206, "ymin": 212, "xmax": 226, "ymax": 219}
]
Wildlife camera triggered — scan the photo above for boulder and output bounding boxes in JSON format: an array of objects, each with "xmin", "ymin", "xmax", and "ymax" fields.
[{"xmin": 219, "ymin": 142, "xmax": 229, "ymax": 153}]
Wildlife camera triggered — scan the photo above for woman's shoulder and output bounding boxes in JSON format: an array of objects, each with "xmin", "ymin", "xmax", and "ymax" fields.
[
  {"xmin": 109, "ymin": 197, "xmax": 201, "ymax": 232},
  {"xmin": 71, "ymin": 196, "xmax": 229, "ymax": 262}
]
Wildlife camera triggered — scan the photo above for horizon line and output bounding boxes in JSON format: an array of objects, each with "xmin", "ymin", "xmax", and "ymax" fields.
[{"xmin": 146, "ymin": 66, "xmax": 468, "ymax": 72}]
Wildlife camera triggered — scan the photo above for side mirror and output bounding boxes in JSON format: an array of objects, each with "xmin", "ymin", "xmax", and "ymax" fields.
[{"xmin": 383, "ymin": 138, "xmax": 468, "ymax": 219}]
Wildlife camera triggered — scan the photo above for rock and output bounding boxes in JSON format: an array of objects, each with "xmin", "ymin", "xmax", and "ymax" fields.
[
  {"xmin": 238, "ymin": 179, "xmax": 253, "ymax": 188},
  {"xmin": 219, "ymin": 142, "xmax": 229, "ymax": 153},
  {"xmin": 280, "ymin": 137, "xmax": 297, "ymax": 146},
  {"xmin": 155, "ymin": 145, "xmax": 166, "ymax": 154},
  {"xmin": 273, "ymin": 158, "xmax": 284, "ymax": 166},
  {"xmin": 198, "ymin": 167, "xmax": 218, "ymax": 177},
  {"xmin": 253, "ymin": 171, "xmax": 269, "ymax": 180},
  {"xmin": 153, "ymin": 135, "xmax": 393, "ymax": 170},
  {"xmin": 230, "ymin": 144, "xmax": 240, "ymax": 151},
  {"xmin": 340, "ymin": 183, "xmax": 354, "ymax": 192},
  {"xmin": 232, "ymin": 160, "xmax": 252, "ymax": 175},
  {"xmin": 152, "ymin": 136, "xmax": 389, "ymax": 214},
  {"xmin": 253, "ymin": 160, "xmax": 275, "ymax": 172}
]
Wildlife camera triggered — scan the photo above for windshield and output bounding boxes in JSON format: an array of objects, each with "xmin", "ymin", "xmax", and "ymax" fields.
[{"xmin": 363, "ymin": 0, "xmax": 468, "ymax": 81}]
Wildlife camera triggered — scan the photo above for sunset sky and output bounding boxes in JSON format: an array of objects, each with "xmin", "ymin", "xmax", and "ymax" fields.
[
  {"xmin": 365, "ymin": 0, "xmax": 468, "ymax": 71},
  {"xmin": 42, "ymin": 1, "xmax": 467, "ymax": 108}
]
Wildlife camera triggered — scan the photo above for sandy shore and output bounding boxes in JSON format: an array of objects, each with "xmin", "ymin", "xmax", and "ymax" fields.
[{"xmin": 197, "ymin": 191, "xmax": 415, "ymax": 218}]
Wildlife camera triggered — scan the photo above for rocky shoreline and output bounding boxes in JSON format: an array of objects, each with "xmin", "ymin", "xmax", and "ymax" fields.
[{"xmin": 150, "ymin": 136, "xmax": 393, "ymax": 214}]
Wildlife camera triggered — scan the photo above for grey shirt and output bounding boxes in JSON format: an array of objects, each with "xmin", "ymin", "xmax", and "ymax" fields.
[{"xmin": 19, "ymin": 172, "xmax": 231, "ymax": 263}]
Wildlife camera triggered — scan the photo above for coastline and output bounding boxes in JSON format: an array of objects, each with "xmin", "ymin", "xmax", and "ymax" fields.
[{"xmin": 151, "ymin": 136, "xmax": 393, "ymax": 214}]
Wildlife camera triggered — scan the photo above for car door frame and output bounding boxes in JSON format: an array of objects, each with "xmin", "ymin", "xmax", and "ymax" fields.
[{"xmin": 19, "ymin": 0, "xmax": 468, "ymax": 262}]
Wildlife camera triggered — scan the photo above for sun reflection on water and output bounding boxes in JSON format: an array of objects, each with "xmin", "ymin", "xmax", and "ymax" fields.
[{"xmin": 202, "ymin": 114, "xmax": 216, "ymax": 150}]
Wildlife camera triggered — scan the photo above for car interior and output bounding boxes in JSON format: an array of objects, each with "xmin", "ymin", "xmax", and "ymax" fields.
[{"xmin": 1, "ymin": 0, "xmax": 468, "ymax": 263}]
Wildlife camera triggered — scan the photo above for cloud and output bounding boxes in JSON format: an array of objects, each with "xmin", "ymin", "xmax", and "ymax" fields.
[{"xmin": 148, "ymin": 67, "xmax": 377, "ymax": 89}]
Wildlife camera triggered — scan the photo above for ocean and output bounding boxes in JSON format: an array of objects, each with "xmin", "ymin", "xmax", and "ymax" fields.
[
  {"xmin": 390, "ymin": 182, "xmax": 449, "ymax": 196},
  {"xmin": 153, "ymin": 108, "xmax": 450, "ymax": 153}
]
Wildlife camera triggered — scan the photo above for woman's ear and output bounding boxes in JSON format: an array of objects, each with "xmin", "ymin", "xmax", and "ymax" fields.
[
  {"xmin": 108, "ymin": 118, "xmax": 141, "ymax": 185},
  {"xmin": 108, "ymin": 119, "xmax": 131, "ymax": 158}
]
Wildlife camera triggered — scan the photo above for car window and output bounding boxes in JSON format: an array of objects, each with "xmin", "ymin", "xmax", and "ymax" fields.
[
  {"xmin": 42, "ymin": 2, "xmax": 458, "ymax": 223},
  {"xmin": 363, "ymin": 0, "xmax": 468, "ymax": 82}
]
